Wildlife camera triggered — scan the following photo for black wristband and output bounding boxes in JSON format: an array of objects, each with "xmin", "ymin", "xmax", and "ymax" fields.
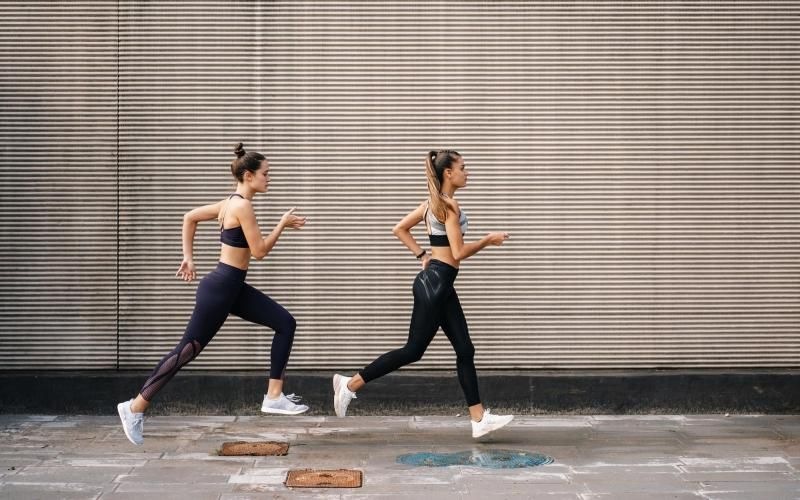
[{"xmin": 415, "ymin": 249, "xmax": 427, "ymax": 259}]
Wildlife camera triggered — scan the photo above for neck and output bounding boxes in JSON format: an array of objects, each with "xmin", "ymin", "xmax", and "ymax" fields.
[
  {"xmin": 440, "ymin": 184, "xmax": 456, "ymax": 198},
  {"xmin": 236, "ymin": 186, "xmax": 255, "ymax": 200}
]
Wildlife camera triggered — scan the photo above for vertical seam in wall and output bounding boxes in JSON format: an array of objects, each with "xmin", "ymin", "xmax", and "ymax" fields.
[{"xmin": 116, "ymin": 0, "xmax": 120, "ymax": 371}]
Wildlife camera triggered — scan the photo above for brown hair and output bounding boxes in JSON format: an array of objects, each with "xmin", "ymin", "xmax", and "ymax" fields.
[
  {"xmin": 230, "ymin": 142, "xmax": 266, "ymax": 182},
  {"xmin": 424, "ymin": 150, "xmax": 460, "ymax": 222}
]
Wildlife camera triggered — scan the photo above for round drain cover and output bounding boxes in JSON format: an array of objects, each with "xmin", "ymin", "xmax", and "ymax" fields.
[{"xmin": 397, "ymin": 449, "xmax": 553, "ymax": 468}]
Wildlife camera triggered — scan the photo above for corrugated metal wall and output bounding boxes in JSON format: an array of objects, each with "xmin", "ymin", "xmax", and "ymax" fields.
[
  {"xmin": 2, "ymin": 1, "xmax": 798, "ymax": 371},
  {"xmin": 0, "ymin": 1, "xmax": 119, "ymax": 368}
]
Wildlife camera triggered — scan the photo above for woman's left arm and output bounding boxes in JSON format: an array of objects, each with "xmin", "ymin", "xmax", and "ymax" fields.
[{"xmin": 445, "ymin": 200, "xmax": 508, "ymax": 261}]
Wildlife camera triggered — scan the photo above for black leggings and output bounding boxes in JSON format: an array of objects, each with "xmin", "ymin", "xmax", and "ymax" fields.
[
  {"xmin": 359, "ymin": 259, "xmax": 481, "ymax": 406},
  {"xmin": 140, "ymin": 262, "xmax": 296, "ymax": 402}
]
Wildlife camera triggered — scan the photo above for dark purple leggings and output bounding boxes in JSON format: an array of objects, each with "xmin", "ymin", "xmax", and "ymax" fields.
[{"xmin": 140, "ymin": 262, "xmax": 295, "ymax": 402}]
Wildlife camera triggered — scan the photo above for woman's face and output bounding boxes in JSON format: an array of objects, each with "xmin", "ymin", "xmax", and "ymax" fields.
[
  {"xmin": 446, "ymin": 156, "xmax": 468, "ymax": 189},
  {"xmin": 247, "ymin": 160, "xmax": 270, "ymax": 192}
]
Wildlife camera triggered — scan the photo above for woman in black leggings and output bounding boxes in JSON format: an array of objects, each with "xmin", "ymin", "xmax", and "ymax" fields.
[
  {"xmin": 333, "ymin": 150, "xmax": 514, "ymax": 438},
  {"xmin": 117, "ymin": 143, "xmax": 308, "ymax": 446}
]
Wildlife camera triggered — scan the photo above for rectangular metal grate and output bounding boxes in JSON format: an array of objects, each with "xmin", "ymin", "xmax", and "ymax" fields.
[
  {"xmin": 219, "ymin": 441, "xmax": 289, "ymax": 456},
  {"xmin": 285, "ymin": 469, "xmax": 362, "ymax": 488}
]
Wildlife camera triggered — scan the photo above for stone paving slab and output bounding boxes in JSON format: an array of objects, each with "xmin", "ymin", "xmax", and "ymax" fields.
[
  {"xmin": 681, "ymin": 470, "xmax": 796, "ymax": 482},
  {"xmin": 102, "ymin": 492, "xmax": 224, "ymax": 500},
  {"xmin": 0, "ymin": 483, "xmax": 108, "ymax": 500},
  {"xmin": 0, "ymin": 414, "xmax": 797, "ymax": 499},
  {"xmin": 5, "ymin": 465, "xmax": 133, "ymax": 484},
  {"xmin": 582, "ymin": 494, "xmax": 705, "ymax": 500},
  {"xmin": 700, "ymin": 494, "xmax": 798, "ymax": 500}
]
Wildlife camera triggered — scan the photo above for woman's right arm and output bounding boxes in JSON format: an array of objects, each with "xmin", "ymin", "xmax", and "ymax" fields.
[
  {"xmin": 177, "ymin": 200, "xmax": 224, "ymax": 281},
  {"xmin": 392, "ymin": 201, "xmax": 428, "ymax": 262}
]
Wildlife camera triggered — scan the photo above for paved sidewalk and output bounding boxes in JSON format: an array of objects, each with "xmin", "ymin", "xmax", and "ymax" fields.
[{"xmin": 0, "ymin": 414, "xmax": 798, "ymax": 499}]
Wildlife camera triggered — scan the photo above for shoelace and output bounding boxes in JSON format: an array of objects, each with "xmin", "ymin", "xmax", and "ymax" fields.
[
  {"xmin": 285, "ymin": 393, "xmax": 303, "ymax": 403},
  {"xmin": 132, "ymin": 414, "xmax": 143, "ymax": 429}
]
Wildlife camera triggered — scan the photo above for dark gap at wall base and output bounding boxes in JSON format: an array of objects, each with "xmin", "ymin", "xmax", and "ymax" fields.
[{"xmin": 1, "ymin": 370, "xmax": 798, "ymax": 415}]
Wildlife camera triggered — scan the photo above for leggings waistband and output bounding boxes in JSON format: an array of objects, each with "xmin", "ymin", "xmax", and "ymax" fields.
[
  {"xmin": 428, "ymin": 259, "xmax": 458, "ymax": 274},
  {"xmin": 211, "ymin": 261, "xmax": 248, "ymax": 281},
  {"xmin": 428, "ymin": 259, "xmax": 459, "ymax": 276}
]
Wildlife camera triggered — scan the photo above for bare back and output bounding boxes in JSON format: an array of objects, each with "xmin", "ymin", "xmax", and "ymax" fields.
[{"xmin": 218, "ymin": 196, "xmax": 255, "ymax": 270}]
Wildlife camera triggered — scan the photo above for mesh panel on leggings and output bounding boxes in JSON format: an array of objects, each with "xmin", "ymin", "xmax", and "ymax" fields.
[{"xmin": 139, "ymin": 340, "xmax": 201, "ymax": 401}]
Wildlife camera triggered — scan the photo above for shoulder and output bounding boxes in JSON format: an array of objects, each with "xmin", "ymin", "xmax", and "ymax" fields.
[
  {"xmin": 408, "ymin": 200, "xmax": 428, "ymax": 217},
  {"xmin": 226, "ymin": 196, "xmax": 254, "ymax": 217},
  {"xmin": 443, "ymin": 197, "xmax": 460, "ymax": 213},
  {"xmin": 229, "ymin": 196, "xmax": 253, "ymax": 208}
]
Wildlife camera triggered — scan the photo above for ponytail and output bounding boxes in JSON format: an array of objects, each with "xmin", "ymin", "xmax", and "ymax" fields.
[
  {"xmin": 425, "ymin": 151, "xmax": 447, "ymax": 222},
  {"xmin": 424, "ymin": 149, "xmax": 460, "ymax": 222}
]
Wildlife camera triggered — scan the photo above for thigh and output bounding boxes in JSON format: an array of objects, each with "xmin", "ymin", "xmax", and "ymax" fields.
[
  {"xmin": 407, "ymin": 270, "xmax": 445, "ymax": 349},
  {"xmin": 230, "ymin": 282, "xmax": 294, "ymax": 331},
  {"xmin": 439, "ymin": 289, "xmax": 474, "ymax": 353},
  {"xmin": 183, "ymin": 272, "xmax": 242, "ymax": 346}
]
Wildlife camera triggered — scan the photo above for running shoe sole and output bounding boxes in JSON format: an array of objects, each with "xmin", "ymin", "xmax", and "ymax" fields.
[
  {"xmin": 332, "ymin": 374, "xmax": 344, "ymax": 417},
  {"xmin": 472, "ymin": 415, "xmax": 514, "ymax": 438},
  {"xmin": 260, "ymin": 406, "xmax": 309, "ymax": 416}
]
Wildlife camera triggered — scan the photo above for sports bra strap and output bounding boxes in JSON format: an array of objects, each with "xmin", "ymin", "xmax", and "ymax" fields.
[
  {"xmin": 219, "ymin": 193, "xmax": 244, "ymax": 230},
  {"xmin": 423, "ymin": 200, "xmax": 431, "ymax": 235}
]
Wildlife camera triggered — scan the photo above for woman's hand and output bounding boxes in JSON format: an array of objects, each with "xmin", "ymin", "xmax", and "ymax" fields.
[
  {"xmin": 176, "ymin": 258, "xmax": 196, "ymax": 282},
  {"xmin": 281, "ymin": 207, "xmax": 307, "ymax": 230},
  {"xmin": 420, "ymin": 253, "xmax": 432, "ymax": 270},
  {"xmin": 486, "ymin": 232, "xmax": 510, "ymax": 246}
]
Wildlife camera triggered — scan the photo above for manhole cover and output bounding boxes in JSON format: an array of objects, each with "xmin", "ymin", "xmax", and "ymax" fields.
[
  {"xmin": 220, "ymin": 441, "xmax": 289, "ymax": 456},
  {"xmin": 285, "ymin": 469, "xmax": 362, "ymax": 488},
  {"xmin": 397, "ymin": 449, "xmax": 553, "ymax": 468}
]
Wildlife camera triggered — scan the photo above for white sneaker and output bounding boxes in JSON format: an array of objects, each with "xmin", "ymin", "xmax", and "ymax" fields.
[
  {"xmin": 332, "ymin": 374, "xmax": 357, "ymax": 417},
  {"xmin": 471, "ymin": 408, "xmax": 514, "ymax": 438},
  {"xmin": 261, "ymin": 392, "xmax": 309, "ymax": 415},
  {"xmin": 117, "ymin": 399, "xmax": 144, "ymax": 446}
]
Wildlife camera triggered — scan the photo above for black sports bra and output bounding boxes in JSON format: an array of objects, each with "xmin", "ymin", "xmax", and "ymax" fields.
[{"xmin": 219, "ymin": 194, "xmax": 249, "ymax": 248}]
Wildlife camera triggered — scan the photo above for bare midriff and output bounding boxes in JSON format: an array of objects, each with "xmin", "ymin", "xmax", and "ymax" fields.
[
  {"xmin": 219, "ymin": 245, "xmax": 251, "ymax": 271},
  {"xmin": 430, "ymin": 246, "xmax": 459, "ymax": 269}
]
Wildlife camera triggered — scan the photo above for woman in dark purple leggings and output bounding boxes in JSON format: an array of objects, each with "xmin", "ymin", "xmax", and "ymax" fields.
[{"xmin": 117, "ymin": 143, "xmax": 308, "ymax": 446}]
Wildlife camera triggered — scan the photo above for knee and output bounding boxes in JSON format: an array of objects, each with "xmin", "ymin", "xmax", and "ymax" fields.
[
  {"xmin": 455, "ymin": 343, "xmax": 475, "ymax": 362},
  {"xmin": 401, "ymin": 345, "xmax": 425, "ymax": 364},
  {"xmin": 287, "ymin": 314, "xmax": 296, "ymax": 333},
  {"xmin": 278, "ymin": 313, "xmax": 296, "ymax": 336}
]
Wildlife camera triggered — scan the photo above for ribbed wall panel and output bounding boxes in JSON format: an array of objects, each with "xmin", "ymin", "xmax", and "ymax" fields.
[
  {"xmin": 0, "ymin": 1, "xmax": 118, "ymax": 368},
  {"xmin": 2, "ymin": 1, "xmax": 799, "ymax": 371},
  {"xmin": 117, "ymin": 1, "xmax": 800, "ymax": 371}
]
